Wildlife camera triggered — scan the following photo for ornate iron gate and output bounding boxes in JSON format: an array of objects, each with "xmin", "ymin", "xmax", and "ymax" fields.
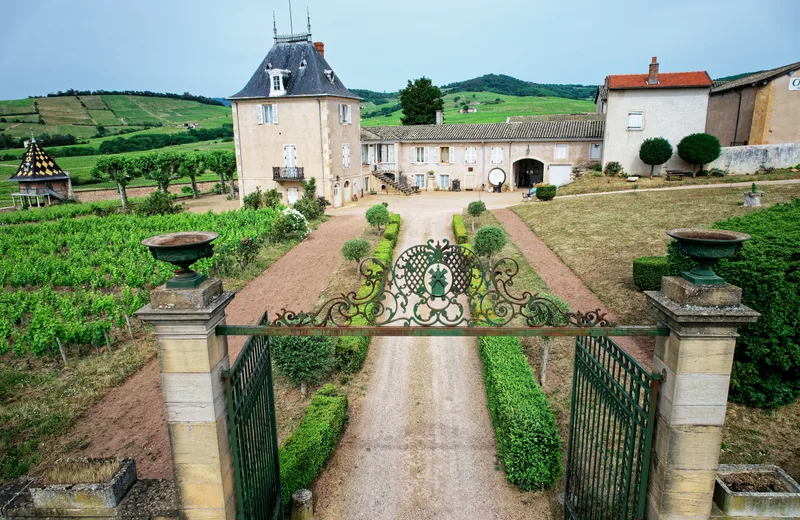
[
  {"xmin": 222, "ymin": 313, "xmax": 282, "ymax": 520},
  {"xmin": 216, "ymin": 240, "xmax": 667, "ymax": 520},
  {"xmin": 565, "ymin": 335, "xmax": 660, "ymax": 520}
]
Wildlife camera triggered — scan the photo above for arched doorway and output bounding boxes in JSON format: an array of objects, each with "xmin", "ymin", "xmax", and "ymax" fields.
[
  {"xmin": 344, "ymin": 180, "xmax": 351, "ymax": 202},
  {"xmin": 333, "ymin": 183, "xmax": 341, "ymax": 208},
  {"xmin": 514, "ymin": 159, "xmax": 544, "ymax": 188}
]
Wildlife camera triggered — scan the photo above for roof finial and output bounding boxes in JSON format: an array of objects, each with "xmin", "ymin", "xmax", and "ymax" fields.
[
  {"xmin": 307, "ymin": 7, "xmax": 311, "ymax": 35},
  {"xmin": 288, "ymin": 0, "xmax": 294, "ymax": 36},
  {"xmin": 30, "ymin": 131, "xmax": 35, "ymax": 144},
  {"xmin": 273, "ymin": 11, "xmax": 277, "ymax": 42}
]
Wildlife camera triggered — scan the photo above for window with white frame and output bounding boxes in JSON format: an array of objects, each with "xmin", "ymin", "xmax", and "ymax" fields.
[
  {"xmin": 261, "ymin": 104, "xmax": 278, "ymax": 124},
  {"xmin": 361, "ymin": 144, "xmax": 368, "ymax": 165},
  {"xmin": 590, "ymin": 143, "xmax": 601, "ymax": 160},
  {"xmin": 338, "ymin": 104, "xmax": 352, "ymax": 124},
  {"xmin": 283, "ymin": 144, "xmax": 297, "ymax": 168},
  {"xmin": 413, "ymin": 146, "xmax": 428, "ymax": 163},
  {"xmin": 465, "ymin": 146, "xmax": 477, "ymax": 165},
  {"xmin": 271, "ymin": 75, "xmax": 282, "ymax": 92},
  {"xmin": 364, "ymin": 177, "xmax": 369, "ymax": 192},
  {"xmin": 628, "ymin": 111, "xmax": 644, "ymax": 130},
  {"xmin": 287, "ymin": 187, "xmax": 299, "ymax": 204},
  {"xmin": 439, "ymin": 174, "xmax": 450, "ymax": 189},
  {"xmin": 380, "ymin": 144, "xmax": 395, "ymax": 163},
  {"xmin": 439, "ymin": 146, "xmax": 453, "ymax": 164},
  {"xmin": 554, "ymin": 143, "xmax": 568, "ymax": 160},
  {"xmin": 415, "ymin": 174, "xmax": 425, "ymax": 188},
  {"xmin": 342, "ymin": 143, "xmax": 350, "ymax": 168},
  {"xmin": 491, "ymin": 146, "xmax": 504, "ymax": 164}
]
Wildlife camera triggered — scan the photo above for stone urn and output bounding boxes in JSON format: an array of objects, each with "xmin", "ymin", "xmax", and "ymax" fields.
[
  {"xmin": 667, "ymin": 228, "xmax": 751, "ymax": 285},
  {"xmin": 141, "ymin": 231, "xmax": 218, "ymax": 288},
  {"xmin": 744, "ymin": 190, "xmax": 763, "ymax": 207}
]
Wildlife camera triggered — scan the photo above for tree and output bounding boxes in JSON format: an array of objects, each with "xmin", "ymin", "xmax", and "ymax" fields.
[
  {"xmin": 677, "ymin": 133, "xmax": 721, "ymax": 177},
  {"xmin": 473, "ymin": 225, "xmax": 507, "ymax": 264},
  {"xmin": 365, "ymin": 204, "xmax": 390, "ymax": 233},
  {"xmin": 270, "ymin": 336, "xmax": 334, "ymax": 398},
  {"xmin": 178, "ymin": 153, "xmax": 202, "ymax": 198},
  {"xmin": 399, "ymin": 77, "xmax": 444, "ymax": 125},
  {"xmin": 467, "ymin": 201, "xmax": 486, "ymax": 232},
  {"xmin": 146, "ymin": 151, "xmax": 184, "ymax": 193},
  {"xmin": 203, "ymin": 150, "xmax": 236, "ymax": 194},
  {"xmin": 639, "ymin": 137, "xmax": 673, "ymax": 179},
  {"xmin": 90, "ymin": 156, "xmax": 139, "ymax": 210},
  {"xmin": 341, "ymin": 239, "xmax": 371, "ymax": 280}
]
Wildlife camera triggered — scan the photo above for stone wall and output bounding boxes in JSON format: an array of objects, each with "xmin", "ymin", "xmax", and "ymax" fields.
[{"xmin": 707, "ymin": 143, "xmax": 800, "ymax": 174}]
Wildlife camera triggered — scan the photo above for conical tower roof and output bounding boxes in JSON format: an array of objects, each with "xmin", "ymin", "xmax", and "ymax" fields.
[{"xmin": 8, "ymin": 139, "xmax": 69, "ymax": 182}]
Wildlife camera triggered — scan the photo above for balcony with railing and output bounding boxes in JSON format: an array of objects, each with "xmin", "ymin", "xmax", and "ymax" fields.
[{"xmin": 273, "ymin": 167, "xmax": 304, "ymax": 182}]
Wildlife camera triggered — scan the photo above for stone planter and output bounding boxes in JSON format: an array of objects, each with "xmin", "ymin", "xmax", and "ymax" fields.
[
  {"xmin": 743, "ymin": 191, "xmax": 763, "ymax": 207},
  {"xmin": 714, "ymin": 464, "xmax": 800, "ymax": 518},
  {"xmin": 30, "ymin": 457, "xmax": 137, "ymax": 510}
]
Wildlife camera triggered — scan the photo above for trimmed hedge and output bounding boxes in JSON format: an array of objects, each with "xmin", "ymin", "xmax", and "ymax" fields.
[
  {"xmin": 279, "ymin": 384, "xmax": 348, "ymax": 507},
  {"xmin": 535, "ymin": 184, "xmax": 557, "ymax": 201},
  {"xmin": 334, "ymin": 214, "xmax": 401, "ymax": 373},
  {"xmin": 632, "ymin": 256, "xmax": 668, "ymax": 291},
  {"xmin": 452, "ymin": 214, "xmax": 468, "ymax": 244},
  {"xmin": 479, "ymin": 336, "xmax": 562, "ymax": 489},
  {"xmin": 666, "ymin": 199, "xmax": 800, "ymax": 409}
]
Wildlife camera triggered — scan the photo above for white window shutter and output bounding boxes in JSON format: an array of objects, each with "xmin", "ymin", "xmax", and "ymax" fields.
[
  {"xmin": 346, "ymin": 105, "xmax": 351, "ymax": 124},
  {"xmin": 424, "ymin": 147, "xmax": 429, "ymax": 163},
  {"xmin": 411, "ymin": 147, "xmax": 415, "ymax": 163},
  {"xmin": 293, "ymin": 145, "xmax": 297, "ymax": 165},
  {"xmin": 272, "ymin": 104, "xmax": 278, "ymax": 124},
  {"xmin": 449, "ymin": 147, "xmax": 454, "ymax": 164},
  {"xmin": 256, "ymin": 104, "xmax": 264, "ymax": 125},
  {"xmin": 283, "ymin": 145, "xmax": 288, "ymax": 167},
  {"xmin": 338, "ymin": 104, "xmax": 343, "ymax": 123},
  {"xmin": 433, "ymin": 147, "xmax": 439, "ymax": 164},
  {"xmin": 346, "ymin": 144, "xmax": 351, "ymax": 166}
]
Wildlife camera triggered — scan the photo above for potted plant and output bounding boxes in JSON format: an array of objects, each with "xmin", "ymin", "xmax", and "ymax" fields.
[
  {"xmin": 714, "ymin": 464, "xmax": 800, "ymax": 518},
  {"xmin": 744, "ymin": 183, "xmax": 764, "ymax": 207}
]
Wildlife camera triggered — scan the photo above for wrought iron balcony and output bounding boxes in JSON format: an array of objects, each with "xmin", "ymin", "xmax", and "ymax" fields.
[{"xmin": 273, "ymin": 167, "xmax": 304, "ymax": 181}]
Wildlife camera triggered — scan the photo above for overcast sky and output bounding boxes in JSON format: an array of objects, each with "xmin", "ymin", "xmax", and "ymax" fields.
[{"xmin": 1, "ymin": 0, "xmax": 798, "ymax": 100}]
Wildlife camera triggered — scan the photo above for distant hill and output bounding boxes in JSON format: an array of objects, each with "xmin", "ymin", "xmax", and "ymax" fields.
[
  {"xmin": 442, "ymin": 74, "xmax": 596, "ymax": 100},
  {"xmin": 214, "ymin": 98, "xmax": 232, "ymax": 107}
]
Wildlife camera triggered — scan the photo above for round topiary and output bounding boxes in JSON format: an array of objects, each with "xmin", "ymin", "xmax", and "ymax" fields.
[
  {"xmin": 473, "ymin": 225, "xmax": 507, "ymax": 260},
  {"xmin": 677, "ymin": 133, "xmax": 721, "ymax": 176},
  {"xmin": 639, "ymin": 137, "xmax": 673, "ymax": 178},
  {"xmin": 535, "ymin": 184, "xmax": 557, "ymax": 201},
  {"xmin": 467, "ymin": 200, "xmax": 486, "ymax": 231},
  {"xmin": 365, "ymin": 204, "xmax": 390, "ymax": 233},
  {"xmin": 271, "ymin": 335, "xmax": 335, "ymax": 397}
]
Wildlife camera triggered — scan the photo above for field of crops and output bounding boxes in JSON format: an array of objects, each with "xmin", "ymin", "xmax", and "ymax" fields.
[{"xmin": 0, "ymin": 208, "xmax": 279, "ymax": 356}]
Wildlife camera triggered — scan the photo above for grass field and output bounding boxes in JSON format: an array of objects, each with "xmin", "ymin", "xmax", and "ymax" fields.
[
  {"xmin": 360, "ymin": 91, "xmax": 596, "ymax": 126},
  {"xmin": 0, "ymin": 99, "xmax": 36, "ymax": 116}
]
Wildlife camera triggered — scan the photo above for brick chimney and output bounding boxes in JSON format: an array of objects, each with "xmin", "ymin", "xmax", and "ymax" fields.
[
  {"xmin": 435, "ymin": 110, "xmax": 443, "ymax": 125},
  {"xmin": 648, "ymin": 56, "xmax": 659, "ymax": 84},
  {"xmin": 314, "ymin": 41, "xmax": 324, "ymax": 57}
]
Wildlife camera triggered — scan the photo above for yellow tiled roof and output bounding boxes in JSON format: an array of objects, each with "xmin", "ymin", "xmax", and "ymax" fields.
[{"xmin": 8, "ymin": 140, "xmax": 69, "ymax": 181}]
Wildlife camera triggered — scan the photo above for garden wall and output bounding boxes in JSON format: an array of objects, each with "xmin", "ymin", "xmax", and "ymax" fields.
[{"xmin": 707, "ymin": 143, "xmax": 800, "ymax": 174}]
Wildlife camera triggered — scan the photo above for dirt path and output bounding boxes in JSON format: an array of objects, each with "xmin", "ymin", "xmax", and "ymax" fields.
[
  {"xmin": 314, "ymin": 200, "xmax": 546, "ymax": 519},
  {"xmin": 47, "ymin": 214, "xmax": 362, "ymax": 479},
  {"xmin": 493, "ymin": 208, "xmax": 652, "ymax": 367}
]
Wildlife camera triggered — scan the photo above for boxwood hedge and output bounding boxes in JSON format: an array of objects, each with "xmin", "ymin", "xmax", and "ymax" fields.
[
  {"xmin": 632, "ymin": 256, "xmax": 668, "ymax": 291},
  {"xmin": 452, "ymin": 214, "xmax": 468, "ymax": 244},
  {"xmin": 535, "ymin": 184, "xmax": 557, "ymax": 201},
  {"xmin": 279, "ymin": 384, "xmax": 348, "ymax": 507}
]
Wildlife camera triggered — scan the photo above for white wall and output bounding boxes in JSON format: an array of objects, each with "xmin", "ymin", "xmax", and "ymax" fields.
[
  {"xmin": 707, "ymin": 143, "xmax": 800, "ymax": 174},
  {"xmin": 603, "ymin": 88, "xmax": 709, "ymax": 175}
]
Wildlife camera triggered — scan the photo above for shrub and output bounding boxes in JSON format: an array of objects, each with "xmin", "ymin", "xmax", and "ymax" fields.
[
  {"xmin": 592, "ymin": 171, "xmax": 602, "ymax": 177},
  {"xmin": 271, "ymin": 208, "xmax": 309, "ymax": 240},
  {"xmin": 639, "ymin": 137, "xmax": 673, "ymax": 178},
  {"xmin": 452, "ymin": 214, "xmax": 468, "ymax": 244},
  {"xmin": 467, "ymin": 200, "xmax": 486, "ymax": 231},
  {"xmin": 279, "ymin": 385, "xmax": 347, "ymax": 507},
  {"xmin": 666, "ymin": 199, "xmax": 800, "ymax": 408},
  {"xmin": 603, "ymin": 161, "xmax": 623, "ymax": 177},
  {"xmin": 271, "ymin": 335, "xmax": 335, "ymax": 397},
  {"xmin": 243, "ymin": 187, "xmax": 263, "ymax": 210},
  {"xmin": 263, "ymin": 188, "xmax": 282, "ymax": 209},
  {"xmin": 677, "ymin": 133, "xmax": 721, "ymax": 175},
  {"xmin": 592, "ymin": 162, "xmax": 603, "ymax": 172},
  {"xmin": 335, "ymin": 319, "xmax": 369, "ymax": 373},
  {"xmin": 366, "ymin": 204, "xmax": 390, "ymax": 233},
  {"xmin": 135, "ymin": 191, "xmax": 182, "ymax": 216},
  {"xmin": 632, "ymin": 256, "xmax": 668, "ymax": 291},
  {"xmin": 341, "ymin": 239, "xmax": 370, "ymax": 272},
  {"xmin": 710, "ymin": 168, "xmax": 727, "ymax": 177},
  {"xmin": 535, "ymin": 184, "xmax": 557, "ymax": 201},
  {"xmin": 473, "ymin": 226, "xmax": 507, "ymax": 259},
  {"xmin": 479, "ymin": 336, "xmax": 562, "ymax": 489},
  {"xmin": 293, "ymin": 196, "xmax": 321, "ymax": 220},
  {"xmin": 180, "ymin": 185, "xmax": 193, "ymax": 195},
  {"xmin": 383, "ymin": 222, "xmax": 399, "ymax": 245}
]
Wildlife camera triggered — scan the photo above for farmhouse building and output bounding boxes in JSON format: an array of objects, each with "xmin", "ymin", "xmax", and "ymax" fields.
[
  {"xmin": 705, "ymin": 61, "xmax": 800, "ymax": 146},
  {"xmin": 6, "ymin": 137, "xmax": 72, "ymax": 207},
  {"xmin": 596, "ymin": 57, "xmax": 712, "ymax": 175},
  {"xmin": 361, "ymin": 115, "xmax": 603, "ymax": 191},
  {"xmin": 229, "ymin": 23, "xmax": 361, "ymax": 208}
]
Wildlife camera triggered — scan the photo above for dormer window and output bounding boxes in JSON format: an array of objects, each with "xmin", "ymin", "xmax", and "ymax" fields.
[
  {"xmin": 324, "ymin": 69, "xmax": 335, "ymax": 83},
  {"xmin": 299, "ymin": 59, "xmax": 307, "ymax": 69},
  {"xmin": 272, "ymin": 75, "xmax": 282, "ymax": 92},
  {"xmin": 268, "ymin": 69, "xmax": 290, "ymax": 97}
]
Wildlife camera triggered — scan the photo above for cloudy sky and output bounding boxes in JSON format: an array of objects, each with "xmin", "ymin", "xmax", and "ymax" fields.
[{"xmin": 1, "ymin": 0, "xmax": 798, "ymax": 100}]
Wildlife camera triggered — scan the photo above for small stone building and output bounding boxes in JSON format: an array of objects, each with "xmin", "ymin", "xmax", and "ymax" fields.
[{"xmin": 6, "ymin": 138, "xmax": 72, "ymax": 207}]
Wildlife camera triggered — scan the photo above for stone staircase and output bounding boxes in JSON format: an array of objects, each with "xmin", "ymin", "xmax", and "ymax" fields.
[{"xmin": 371, "ymin": 171, "xmax": 419, "ymax": 195}]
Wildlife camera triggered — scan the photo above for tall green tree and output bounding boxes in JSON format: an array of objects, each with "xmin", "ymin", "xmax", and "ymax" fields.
[
  {"xmin": 399, "ymin": 77, "xmax": 444, "ymax": 125},
  {"xmin": 639, "ymin": 137, "xmax": 673, "ymax": 179},
  {"xmin": 677, "ymin": 133, "xmax": 722, "ymax": 177},
  {"xmin": 90, "ymin": 156, "xmax": 139, "ymax": 210},
  {"xmin": 178, "ymin": 153, "xmax": 202, "ymax": 199},
  {"xmin": 203, "ymin": 150, "xmax": 237, "ymax": 194},
  {"xmin": 143, "ymin": 151, "xmax": 183, "ymax": 193}
]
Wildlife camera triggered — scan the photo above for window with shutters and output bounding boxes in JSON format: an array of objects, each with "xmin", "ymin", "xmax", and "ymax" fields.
[
  {"xmin": 283, "ymin": 145, "xmax": 297, "ymax": 168},
  {"xmin": 414, "ymin": 146, "xmax": 428, "ymax": 164},
  {"xmin": 439, "ymin": 147, "xmax": 453, "ymax": 164},
  {"xmin": 263, "ymin": 104, "xmax": 278, "ymax": 125},
  {"xmin": 361, "ymin": 144, "xmax": 369, "ymax": 165},
  {"xmin": 554, "ymin": 143, "xmax": 568, "ymax": 160},
  {"xmin": 465, "ymin": 146, "xmax": 477, "ymax": 165},
  {"xmin": 287, "ymin": 187, "xmax": 299, "ymax": 204},
  {"xmin": 590, "ymin": 143, "xmax": 601, "ymax": 159},
  {"xmin": 342, "ymin": 144, "xmax": 350, "ymax": 168},
  {"xmin": 339, "ymin": 104, "xmax": 352, "ymax": 124},
  {"xmin": 628, "ymin": 111, "xmax": 644, "ymax": 130},
  {"xmin": 439, "ymin": 174, "xmax": 450, "ymax": 189},
  {"xmin": 491, "ymin": 146, "xmax": 504, "ymax": 164}
]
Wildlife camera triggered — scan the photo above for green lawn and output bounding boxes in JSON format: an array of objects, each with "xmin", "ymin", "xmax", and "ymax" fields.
[
  {"xmin": 0, "ymin": 99, "xmax": 36, "ymax": 116},
  {"xmin": 360, "ymin": 91, "xmax": 596, "ymax": 126}
]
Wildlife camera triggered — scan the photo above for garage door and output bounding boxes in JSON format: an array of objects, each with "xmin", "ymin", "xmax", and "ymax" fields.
[{"xmin": 549, "ymin": 164, "xmax": 572, "ymax": 186}]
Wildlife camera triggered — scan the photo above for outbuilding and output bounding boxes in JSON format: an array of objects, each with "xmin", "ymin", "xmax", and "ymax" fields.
[{"xmin": 6, "ymin": 137, "xmax": 72, "ymax": 208}]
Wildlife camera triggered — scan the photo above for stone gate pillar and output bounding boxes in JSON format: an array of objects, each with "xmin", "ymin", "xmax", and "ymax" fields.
[
  {"xmin": 136, "ymin": 279, "xmax": 236, "ymax": 520},
  {"xmin": 645, "ymin": 277, "xmax": 758, "ymax": 519}
]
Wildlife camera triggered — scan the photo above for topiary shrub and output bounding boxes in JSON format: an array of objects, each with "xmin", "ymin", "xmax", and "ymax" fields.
[
  {"xmin": 452, "ymin": 214, "xmax": 468, "ymax": 244},
  {"xmin": 479, "ymin": 336, "xmax": 562, "ymax": 489},
  {"xmin": 666, "ymin": 199, "xmax": 800, "ymax": 408},
  {"xmin": 271, "ymin": 335, "xmax": 335, "ymax": 398},
  {"xmin": 677, "ymin": 133, "xmax": 721, "ymax": 176},
  {"xmin": 632, "ymin": 256, "xmax": 668, "ymax": 291},
  {"xmin": 383, "ymin": 222, "xmax": 400, "ymax": 245},
  {"xmin": 535, "ymin": 184, "xmax": 557, "ymax": 201},
  {"xmin": 366, "ymin": 204, "xmax": 390, "ymax": 233},
  {"xmin": 279, "ymin": 385, "xmax": 347, "ymax": 508},
  {"xmin": 473, "ymin": 225, "xmax": 507, "ymax": 260},
  {"xmin": 467, "ymin": 200, "xmax": 486, "ymax": 231},
  {"xmin": 341, "ymin": 239, "xmax": 370, "ymax": 279},
  {"xmin": 603, "ymin": 161, "xmax": 623, "ymax": 177},
  {"xmin": 639, "ymin": 137, "xmax": 673, "ymax": 178}
]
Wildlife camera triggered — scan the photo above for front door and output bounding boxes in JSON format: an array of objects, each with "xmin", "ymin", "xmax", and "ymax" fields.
[
  {"xmin": 333, "ymin": 184, "xmax": 341, "ymax": 208},
  {"xmin": 287, "ymin": 187, "xmax": 298, "ymax": 205}
]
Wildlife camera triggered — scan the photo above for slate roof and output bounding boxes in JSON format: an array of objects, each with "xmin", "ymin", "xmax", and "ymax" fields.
[
  {"xmin": 360, "ymin": 120, "xmax": 604, "ymax": 142},
  {"xmin": 607, "ymin": 71, "xmax": 712, "ymax": 90},
  {"xmin": 7, "ymin": 140, "xmax": 69, "ymax": 182},
  {"xmin": 230, "ymin": 39, "xmax": 359, "ymax": 100},
  {"xmin": 711, "ymin": 61, "xmax": 800, "ymax": 94},
  {"xmin": 507, "ymin": 113, "xmax": 604, "ymax": 123}
]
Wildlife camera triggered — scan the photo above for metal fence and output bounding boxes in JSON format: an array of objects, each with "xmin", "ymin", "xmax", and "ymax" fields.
[
  {"xmin": 222, "ymin": 313, "xmax": 282, "ymax": 520},
  {"xmin": 565, "ymin": 335, "xmax": 660, "ymax": 520}
]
